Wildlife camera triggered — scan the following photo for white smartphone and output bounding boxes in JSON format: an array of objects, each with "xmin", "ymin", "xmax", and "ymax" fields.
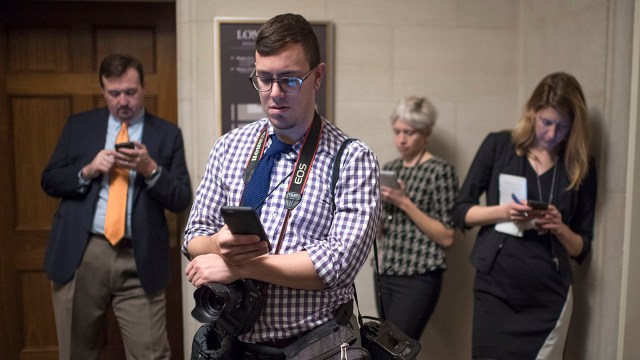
[{"xmin": 380, "ymin": 170, "xmax": 399, "ymax": 189}]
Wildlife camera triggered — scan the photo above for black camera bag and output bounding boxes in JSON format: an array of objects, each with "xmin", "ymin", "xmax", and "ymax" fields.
[{"xmin": 359, "ymin": 317, "xmax": 421, "ymax": 360}]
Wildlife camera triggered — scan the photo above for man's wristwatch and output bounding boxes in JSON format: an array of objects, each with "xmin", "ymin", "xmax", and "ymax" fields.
[{"xmin": 147, "ymin": 166, "xmax": 161, "ymax": 180}]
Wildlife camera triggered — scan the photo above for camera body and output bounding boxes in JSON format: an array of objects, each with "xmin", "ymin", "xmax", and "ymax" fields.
[
  {"xmin": 191, "ymin": 279, "xmax": 266, "ymax": 336},
  {"xmin": 360, "ymin": 320, "xmax": 421, "ymax": 359}
]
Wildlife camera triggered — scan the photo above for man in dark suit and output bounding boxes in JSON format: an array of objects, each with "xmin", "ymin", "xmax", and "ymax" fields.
[{"xmin": 41, "ymin": 54, "xmax": 192, "ymax": 359}]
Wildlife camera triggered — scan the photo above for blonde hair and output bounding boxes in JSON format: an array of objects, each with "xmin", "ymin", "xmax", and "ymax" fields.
[
  {"xmin": 512, "ymin": 72, "xmax": 590, "ymax": 189},
  {"xmin": 390, "ymin": 96, "xmax": 437, "ymax": 134}
]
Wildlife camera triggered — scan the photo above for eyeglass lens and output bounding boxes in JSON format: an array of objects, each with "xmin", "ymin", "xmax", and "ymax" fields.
[
  {"xmin": 250, "ymin": 68, "xmax": 313, "ymax": 93},
  {"xmin": 252, "ymin": 76, "xmax": 302, "ymax": 92}
]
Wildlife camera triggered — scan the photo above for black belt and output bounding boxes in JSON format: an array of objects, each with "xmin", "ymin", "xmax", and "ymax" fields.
[
  {"xmin": 90, "ymin": 233, "xmax": 133, "ymax": 248},
  {"xmin": 255, "ymin": 329, "xmax": 310, "ymax": 349},
  {"xmin": 237, "ymin": 341, "xmax": 286, "ymax": 359}
]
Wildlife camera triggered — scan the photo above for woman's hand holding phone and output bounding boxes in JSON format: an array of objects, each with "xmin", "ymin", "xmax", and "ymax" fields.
[
  {"xmin": 380, "ymin": 171, "xmax": 400, "ymax": 189},
  {"xmin": 511, "ymin": 194, "xmax": 549, "ymax": 224}
]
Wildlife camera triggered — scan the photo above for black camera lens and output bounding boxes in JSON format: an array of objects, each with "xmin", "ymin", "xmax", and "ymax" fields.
[
  {"xmin": 191, "ymin": 282, "xmax": 242, "ymax": 324},
  {"xmin": 190, "ymin": 279, "xmax": 266, "ymax": 336},
  {"xmin": 206, "ymin": 291, "xmax": 226, "ymax": 312}
]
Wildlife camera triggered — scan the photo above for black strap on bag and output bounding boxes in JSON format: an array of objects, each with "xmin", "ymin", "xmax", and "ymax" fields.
[
  {"xmin": 350, "ymin": 213, "xmax": 422, "ymax": 359},
  {"xmin": 330, "ymin": 138, "xmax": 356, "ymax": 210}
]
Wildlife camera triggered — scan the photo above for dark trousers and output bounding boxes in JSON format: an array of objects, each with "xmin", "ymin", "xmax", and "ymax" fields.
[{"xmin": 375, "ymin": 270, "xmax": 443, "ymax": 340}]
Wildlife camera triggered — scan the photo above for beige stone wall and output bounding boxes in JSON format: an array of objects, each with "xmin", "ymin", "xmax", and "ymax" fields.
[
  {"xmin": 177, "ymin": 0, "xmax": 638, "ymax": 358},
  {"xmin": 518, "ymin": 1, "xmax": 636, "ymax": 358}
]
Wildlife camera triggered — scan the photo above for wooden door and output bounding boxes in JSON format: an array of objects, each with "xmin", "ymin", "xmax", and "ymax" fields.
[{"xmin": 0, "ymin": 2, "xmax": 184, "ymax": 359}]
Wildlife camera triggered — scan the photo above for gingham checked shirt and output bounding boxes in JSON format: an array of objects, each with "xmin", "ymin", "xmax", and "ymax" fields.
[{"xmin": 184, "ymin": 117, "xmax": 381, "ymax": 343}]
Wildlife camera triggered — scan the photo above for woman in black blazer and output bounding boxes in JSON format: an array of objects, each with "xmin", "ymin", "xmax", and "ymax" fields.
[{"xmin": 452, "ymin": 72, "xmax": 597, "ymax": 360}]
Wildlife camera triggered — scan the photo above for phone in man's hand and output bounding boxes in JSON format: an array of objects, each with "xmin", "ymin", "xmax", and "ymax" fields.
[
  {"xmin": 115, "ymin": 141, "xmax": 135, "ymax": 151},
  {"xmin": 221, "ymin": 206, "xmax": 271, "ymax": 251}
]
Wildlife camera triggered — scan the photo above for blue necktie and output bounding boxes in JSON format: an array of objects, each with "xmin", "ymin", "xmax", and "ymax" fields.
[{"xmin": 243, "ymin": 135, "xmax": 293, "ymax": 213}]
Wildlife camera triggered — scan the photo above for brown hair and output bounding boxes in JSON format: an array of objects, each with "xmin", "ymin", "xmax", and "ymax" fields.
[
  {"xmin": 255, "ymin": 13, "xmax": 321, "ymax": 69},
  {"xmin": 512, "ymin": 72, "xmax": 590, "ymax": 189},
  {"xmin": 99, "ymin": 54, "xmax": 144, "ymax": 88}
]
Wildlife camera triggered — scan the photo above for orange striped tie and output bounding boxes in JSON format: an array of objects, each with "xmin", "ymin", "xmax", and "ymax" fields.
[{"xmin": 104, "ymin": 123, "xmax": 129, "ymax": 245}]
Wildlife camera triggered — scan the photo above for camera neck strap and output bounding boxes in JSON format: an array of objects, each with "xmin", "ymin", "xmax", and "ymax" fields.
[
  {"xmin": 242, "ymin": 112, "xmax": 323, "ymax": 254},
  {"xmin": 352, "ymin": 235, "xmax": 385, "ymax": 327}
]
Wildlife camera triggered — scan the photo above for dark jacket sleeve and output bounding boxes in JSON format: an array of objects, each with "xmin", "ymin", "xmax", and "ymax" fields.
[
  {"xmin": 452, "ymin": 132, "xmax": 505, "ymax": 230},
  {"xmin": 41, "ymin": 115, "xmax": 100, "ymax": 199},
  {"xmin": 571, "ymin": 158, "xmax": 597, "ymax": 263},
  {"xmin": 143, "ymin": 124, "xmax": 192, "ymax": 213},
  {"xmin": 451, "ymin": 131, "xmax": 520, "ymax": 274}
]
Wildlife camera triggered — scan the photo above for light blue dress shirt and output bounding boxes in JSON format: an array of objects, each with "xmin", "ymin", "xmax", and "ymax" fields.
[{"xmin": 90, "ymin": 112, "xmax": 145, "ymax": 238}]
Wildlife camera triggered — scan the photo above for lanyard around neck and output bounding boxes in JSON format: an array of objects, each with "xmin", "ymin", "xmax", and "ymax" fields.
[
  {"xmin": 242, "ymin": 113, "xmax": 323, "ymax": 210},
  {"xmin": 241, "ymin": 113, "xmax": 323, "ymax": 253}
]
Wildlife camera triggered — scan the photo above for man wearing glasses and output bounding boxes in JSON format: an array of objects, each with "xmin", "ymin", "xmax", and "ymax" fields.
[{"xmin": 183, "ymin": 13, "xmax": 380, "ymax": 359}]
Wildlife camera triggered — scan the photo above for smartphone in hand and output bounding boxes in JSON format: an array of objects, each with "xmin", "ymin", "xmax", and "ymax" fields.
[
  {"xmin": 511, "ymin": 194, "xmax": 549, "ymax": 210},
  {"xmin": 527, "ymin": 200, "xmax": 549, "ymax": 210},
  {"xmin": 221, "ymin": 206, "xmax": 271, "ymax": 251},
  {"xmin": 115, "ymin": 141, "xmax": 135, "ymax": 151},
  {"xmin": 380, "ymin": 170, "xmax": 400, "ymax": 189}
]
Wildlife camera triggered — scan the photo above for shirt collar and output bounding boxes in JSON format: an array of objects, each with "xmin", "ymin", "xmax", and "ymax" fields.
[{"xmin": 109, "ymin": 109, "xmax": 145, "ymax": 127}]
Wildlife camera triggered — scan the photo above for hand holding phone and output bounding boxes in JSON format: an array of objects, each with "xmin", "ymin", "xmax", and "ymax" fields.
[
  {"xmin": 380, "ymin": 170, "xmax": 400, "ymax": 189},
  {"xmin": 115, "ymin": 141, "xmax": 135, "ymax": 151},
  {"xmin": 527, "ymin": 199, "xmax": 549, "ymax": 210},
  {"xmin": 512, "ymin": 194, "xmax": 549, "ymax": 210},
  {"xmin": 221, "ymin": 206, "xmax": 271, "ymax": 251}
]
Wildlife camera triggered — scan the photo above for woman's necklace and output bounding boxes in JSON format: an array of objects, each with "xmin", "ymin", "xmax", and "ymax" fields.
[
  {"xmin": 533, "ymin": 160, "xmax": 557, "ymax": 204},
  {"xmin": 532, "ymin": 158, "xmax": 557, "ymax": 238},
  {"xmin": 404, "ymin": 149, "xmax": 425, "ymax": 168},
  {"xmin": 532, "ymin": 157, "xmax": 560, "ymax": 271}
]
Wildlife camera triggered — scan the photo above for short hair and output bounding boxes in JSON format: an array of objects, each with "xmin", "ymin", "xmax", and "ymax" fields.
[
  {"xmin": 512, "ymin": 72, "xmax": 590, "ymax": 189},
  {"xmin": 99, "ymin": 54, "xmax": 144, "ymax": 88},
  {"xmin": 255, "ymin": 13, "xmax": 321, "ymax": 69},
  {"xmin": 390, "ymin": 96, "xmax": 438, "ymax": 133}
]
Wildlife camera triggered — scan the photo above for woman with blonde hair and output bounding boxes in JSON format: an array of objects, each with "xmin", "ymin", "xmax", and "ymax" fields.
[{"xmin": 452, "ymin": 72, "xmax": 597, "ymax": 359}]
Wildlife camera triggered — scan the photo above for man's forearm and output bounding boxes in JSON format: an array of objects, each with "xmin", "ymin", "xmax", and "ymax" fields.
[
  {"xmin": 187, "ymin": 235, "xmax": 219, "ymax": 257},
  {"xmin": 240, "ymin": 252, "xmax": 326, "ymax": 290}
]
